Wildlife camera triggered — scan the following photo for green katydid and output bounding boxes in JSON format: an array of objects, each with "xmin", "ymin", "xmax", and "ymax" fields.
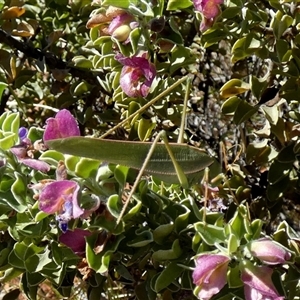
[{"xmin": 47, "ymin": 76, "xmax": 214, "ymax": 224}]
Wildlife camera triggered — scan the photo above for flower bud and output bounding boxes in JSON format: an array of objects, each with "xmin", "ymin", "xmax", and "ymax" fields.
[
  {"xmin": 248, "ymin": 238, "xmax": 291, "ymax": 265},
  {"xmin": 111, "ymin": 24, "xmax": 131, "ymax": 42},
  {"xmin": 149, "ymin": 16, "xmax": 165, "ymax": 33}
]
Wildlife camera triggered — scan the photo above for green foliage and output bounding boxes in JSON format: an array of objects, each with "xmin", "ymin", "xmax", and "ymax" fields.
[{"xmin": 1, "ymin": 0, "xmax": 300, "ymax": 299}]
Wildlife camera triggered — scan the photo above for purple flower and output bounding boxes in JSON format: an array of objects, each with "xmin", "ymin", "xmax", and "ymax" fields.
[
  {"xmin": 10, "ymin": 127, "xmax": 50, "ymax": 172},
  {"xmin": 38, "ymin": 180, "xmax": 84, "ymax": 232},
  {"xmin": 18, "ymin": 127, "xmax": 28, "ymax": 140},
  {"xmin": 241, "ymin": 262, "xmax": 284, "ymax": 300},
  {"xmin": 193, "ymin": 254, "xmax": 230, "ymax": 300},
  {"xmin": 43, "ymin": 109, "xmax": 80, "ymax": 145},
  {"xmin": 193, "ymin": 0, "xmax": 224, "ymax": 31},
  {"xmin": 248, "ymin": 238, "xmax": 291, "ymax": 265},
  {"xmin": 115, "ymin": 53, "xmax": 156, "ymax": 98},
  {"xmin": 59, "ymin": 228, "xmax": 91, "ymax": 255}
]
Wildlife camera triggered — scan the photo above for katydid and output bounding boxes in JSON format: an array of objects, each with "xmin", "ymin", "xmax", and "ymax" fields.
[{"xmin": 47, "ymin": 76, "xmax": 214, "ymax": 224}]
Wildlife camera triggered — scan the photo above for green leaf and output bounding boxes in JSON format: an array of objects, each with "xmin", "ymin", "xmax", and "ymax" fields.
[
  {"xmin": 228, "ymin": 233, "xmax": 239, "ymax": 253},
  {"xmin": 152, "ymin": 239, "xmax": 182, "ymax": 261},
  {"xmin": 194, "ymin": 222, "xmax": 226, "ymax": 245},
  {"xmin": 72, "ymin": 57, "xmax": 93, "ymax": 69},
  {"xmin": 0, "ymin": 248, "xmax": 10, "ymax": 267},
  {"xmin": 0, "ymin": 267, "xmax": 24, "ymax": 283},
  {"xmin": 0, "ymin": 190, "xmax": 27, "ymax": 213},
  {"xmin": 233, "ymin": 99, "xmax": 257, "ymax": 125},
  {"xmin": 127, "ymin": 229, "xmax": 153, "ymax": 247},
  {"xmin": 47, "ymin": 137, "xmax": 213, "ymax": 185},
  {"xmin": 268, "ymin": 160, "xmax": 292, "ymax": 185},
  {"xmin": 129, "ymin": 27, "xmax": 141, "ymax": 54},
  {"xmin": 169, "ymin": 45, "xmax": 195, "ymax": 74},
  {"xmin": 75, "ymin": 158, "xmax": 100, "ymax": 178},
  {"xmin": 102, "ymin": 0, "xmax": 130, "ymax": 8},
  {"xmin": 107, "ymin": 194, "xmax": 122, "ymax": 218},
  {"xmin": 11, "ymin": 172, "xmax": 27, "ymax": 208},
  {"xmin": 123, "ymin": 198, "xmax": 142, "ymax": 221},
  {"xmin": 154, "ymin": 262, "xmax": 182, "ymax": 292},
  {"xmin": 227, "ymin": 265, "xmax": 243, "ymax": 288},
  {"xmin": 277, "ymin": 142, "xmax": 295, "ymax": 163},
  {"xmin": 220, "ymin": 79, "xmax": 250, "ymax": 99},
  {"xmin": 276, "ymin": 39, "xmax": 291, "ymax": 63},
  {"xmin": 167, "ymin": 0, "xmax": 192, "ymax": 10},
  {"xmin": 18, "ymin": 220, "xmax": 49, "ymax": 238},
  {"xmin": 14, "ymin": 70, "xmax": 36, "ymax": 89},
  {"xmin": 262, "ymin": 106, "xmax": 279, "ymax": 125},
  {"xmin": 2, "ymin": 112, "xmax": 19, "ymax": 134},
  {"xmin": 153, "ymin": 224, "xmax": 174, "ymax": 245},
  {"xmin": 21, "ymin": 272, "xmax": 40, "ymax": 300},
  {"xmin": 39, "ymin": 150, "xmax": 65, "ymax": 166},
  {"xmin": 65, "ymin": 155, "xmax": 80, "ymax": 172},
  {"xmin": 228, "ymin": 206, "xmax": 249, "ymax": 240},
  {"xmin": 250, "ymin": 76, "xmax": 268, "ymax": 100},
  {"xmin": 70, "ymin": 81, "xmax": 89, "ymax": 96},
  {"xmin": 137, "ymin": 118, "xmax": 155, "ymax": 141},
  {"xmin": 86, "ymin": 233, "xmax": 125, "ymax": 273},
  {"xmin": 0, "ymin": 82, "xmax": 8, "ymax": 103},
  {"xmin": 267, "ymin": 175, "xmax": 290, "ymax": 201},
  {"xmin": 114, "ymin": 165, "xmax": 129, "ymax": 188},
  {"xmin": 248, "ymin": 219, "xmax": 263, "ymax": 241},
  {"xmin": 231, "ymin": 33, "xmax": 262, "ymax": 62},
  {"xmin": 25, "ymin": 251, "xmax": 53, "ymax": 273},
  {"xmin": 271, "ymin": 11, "xmax": 293, "ymax": 39},
  {"xmin": 8, "ymin": 250, "xmax": 25, "ymax": 269},
  {"xmin": 0, "ymin": 131, "xmax": 17, "ymax": 150},
  {"xmin": 221, "ymin": 96, "xmax": 241, "ymax": 115}
]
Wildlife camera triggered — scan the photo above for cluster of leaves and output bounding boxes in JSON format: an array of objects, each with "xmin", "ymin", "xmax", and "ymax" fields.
[{"xmin": 1, "ymin": 0, "xmax": 300, "ymax": 299}]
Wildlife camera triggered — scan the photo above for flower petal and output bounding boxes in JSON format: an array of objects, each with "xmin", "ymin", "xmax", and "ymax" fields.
[
  {"xmin": 59, "ymin": 228, "xmax": 91, "ymax": 254},
  {"xmin": 241, "ymin": 263, "xmax": 283, "ymax": 299},
  {"xmin": 22, "ymin": 158, "xmax": 50, "ymax": 172},
  {"xmin": 108, "ymin": 13, "xmax": 133, "ymax": 34},
  {"xmin": 193, "ymin": 254, "xmax": 229, "ymax": 299},
  {"xmin": 193, "ymin": 254, "xmax": 230, "ymax": 286},
  {"xmin": 18, "ymin": 127, "xmax": 28, "ymax": 140},
  {"xmin": 43, "ymin": 109, "xmax": 80, "ymax": 143},
  {"xmin": 115, "ymin": 54, "xmax": 156, "ymax": 97},
  {"xmin": 248, "ymin": 238, "xmax": 291, "ymax": 265},
  {"xmin": 39, "ymin": 180, "xmax": 83, "ymax": 218}
]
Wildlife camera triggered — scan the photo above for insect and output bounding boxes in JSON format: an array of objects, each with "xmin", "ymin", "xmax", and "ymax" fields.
[{"xmin": 47, "ymin": 76, "xmax": 214, "ymax": 224}]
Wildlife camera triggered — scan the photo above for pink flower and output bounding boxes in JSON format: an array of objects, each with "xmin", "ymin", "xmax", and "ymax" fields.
[
  {"xmin": 241, "ymin": 262, "xmax": 284, "ymax": 300},
  {"xmin": 115, "ymin": 53, "xmax": 156, "ymax": 98},
  {"xmin": 59, "ymin": 228, "xmax": 91, "ymax": 255},
  {"xmin": 43, "ymin": 109, "xmax": 80, "ymax": 145},
  {"xmin": 108, "ymin": 13, "xmax": 134, "ymax": 34},
  {"xmin": 193, "ymin": 0, "xmax": 224, "ymax": 31},
  {"xmin": 33, "ymin": 180, "xmax": 84, "ymax": 232},
  {"xmin": 10, "ymin": 127, "xmax": 50, "ymax": 172},
  {"xmin": 193, "ymin": 254, "xmax": 230, "ymax": 300},
  {"xmin": 86, "ymin": 6, "xmax": 135, "ymax": 42},
  {"xmin": 248, "ymin": 238, "xmax": 291, "ymax": 265}
]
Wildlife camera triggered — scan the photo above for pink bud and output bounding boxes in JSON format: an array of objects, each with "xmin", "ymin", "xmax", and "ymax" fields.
[{"xmin": 248, "ymin": 238, "xmax": 291, "ymax": 265}]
